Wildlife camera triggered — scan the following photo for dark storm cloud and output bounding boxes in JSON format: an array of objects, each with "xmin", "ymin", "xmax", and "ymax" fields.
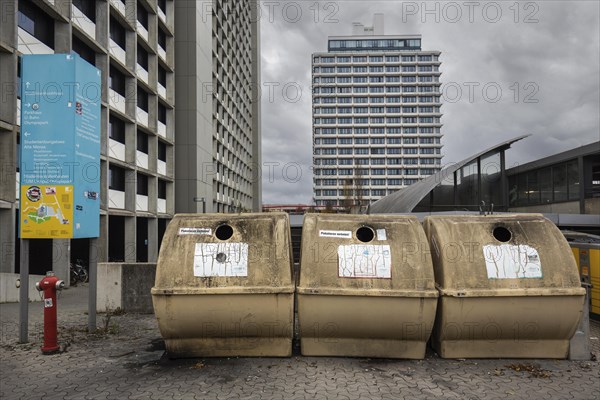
[{"xmin": 260, "ymin": 0, "xmax": 600, "ymax": 204}]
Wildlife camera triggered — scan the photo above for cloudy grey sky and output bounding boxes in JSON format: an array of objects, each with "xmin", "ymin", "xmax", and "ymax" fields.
[{"xmin": 259, "ymin": 0, "xmax": 600, "ymax": 204}]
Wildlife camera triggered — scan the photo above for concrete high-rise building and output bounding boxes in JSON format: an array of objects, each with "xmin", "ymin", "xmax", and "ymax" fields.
[
  {"xmin": 174, "ymin": 0, "xmax": 261, "ymax": 214},
  {"xmin": 312, "ymin": 15, "xmax": 443, "ymax": 208},
  {"xmin": 0, "ymin": 0, "xmax": 176, "ymax": 274},
  {"xmin": 0, "ymin": 0, "xmax": 262, "ymax": 278}
]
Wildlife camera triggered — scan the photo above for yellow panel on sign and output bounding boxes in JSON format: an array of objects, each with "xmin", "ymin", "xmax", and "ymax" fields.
[{"xmin": 20, "ymin": 185, "xmax": 74, "ymax": 238}]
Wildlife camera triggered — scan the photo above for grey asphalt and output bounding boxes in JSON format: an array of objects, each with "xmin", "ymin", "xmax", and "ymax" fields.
[{"xmin": 0, "ymin": 285, "xmax": 598, "ymax": 400}]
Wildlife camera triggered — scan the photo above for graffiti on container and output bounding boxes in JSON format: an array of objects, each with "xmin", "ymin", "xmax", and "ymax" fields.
[
  {"xmin": 338, "ymin": 244, "xmax": 392, "ymax": 279},
  {"xmin": 483, "ymin": 244, "xmax": 542, "ymax": 279},
  {"xmin": 194, "ymin": 242, "xmax": 249, "ymax": 277}
]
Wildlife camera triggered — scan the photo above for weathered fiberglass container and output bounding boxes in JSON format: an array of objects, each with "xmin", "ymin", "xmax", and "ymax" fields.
[
  {"xmin": 152, "ymin": 213, "xmax": 294, "ymax": 358},
  {"xmin": 424, "ymin": 214, "xmax": 585, "ymax": 359},
  {"xmin": 298, "ymin": 214, "xmax": 438, "ymax": 359}
]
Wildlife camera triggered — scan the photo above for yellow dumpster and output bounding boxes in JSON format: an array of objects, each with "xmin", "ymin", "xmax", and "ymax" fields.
[
  {"xmin": 152, "ymin": 213, "xmax": 294, "ymax": 358},
  {"xmin": 424, "ymin": 214, "xmax": 586, "ymax": 359},
  {"xmin": 297, "ymin": 214, "xmax": 438, "ymax": 359}
]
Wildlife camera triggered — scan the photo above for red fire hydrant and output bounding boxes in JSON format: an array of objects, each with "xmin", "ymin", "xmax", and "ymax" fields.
[{"xmin": 36, "ymin": 271, "xmax": 65, "ymax": 354}]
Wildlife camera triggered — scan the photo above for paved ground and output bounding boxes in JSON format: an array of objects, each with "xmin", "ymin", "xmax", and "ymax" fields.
[{"xmin": 1, "ymin": 285, "xmax": 599, "ymax": 400}]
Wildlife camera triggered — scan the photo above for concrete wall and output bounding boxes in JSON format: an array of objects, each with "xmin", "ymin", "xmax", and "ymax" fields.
[
  {"xmin": 174, "ymin": 1, "xmax": 214, "ymax": 213},
  {"xmin": 251, "ymin": 1, "xmax": 262, "ymax": 212},
  {"xmin": 97, "ymin": 262, "xmax": 156, "ymax": 313},
  {"xmin": 0, "ymin": 272, "xmax": 44, "ymax": 303}
]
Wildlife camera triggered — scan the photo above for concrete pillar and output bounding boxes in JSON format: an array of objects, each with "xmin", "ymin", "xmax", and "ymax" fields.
[
  {"xmin": 0, "ymin": 206, "xmax": 16, "ymax": 272},
  {"xmin": 95, "ymin": 0, "xmax": 109, "ymax": 48},
  {"xmin": 124, "ymin": 216, "xmax": 136, "ymax": 262},
  {"xmin": 0, "ymin": 52, "xmax": 17, "ymax": 126},
  {"xmin": 125, "ymin": 111, "xmax": 137, "ymax": 164},
  {"xmin": 125, "ymin": 169, "xmax": 136, "ymax": 211},
  {"xmin": 0, "ymin": 1, "xmax": 17, "ymax": 55},
  {"xmin": 98, "ymin": 214, "xmax": 109, "ymax": 263},
  {"xmin": 148, "ymin": 217, "xmax": 158, "ymax": 262},
  {"xmin": 250, "ymin": 0, "xmax": 262, "ymax": 212},
  {"xmin": 53, "ymin": 8, "xmax": 72, "ymax": 54}
]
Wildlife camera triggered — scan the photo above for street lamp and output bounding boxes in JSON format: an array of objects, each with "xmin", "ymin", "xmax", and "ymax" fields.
[{"xmin": 193, "ymin": 197, "xmax": 206, "ymax": 213}]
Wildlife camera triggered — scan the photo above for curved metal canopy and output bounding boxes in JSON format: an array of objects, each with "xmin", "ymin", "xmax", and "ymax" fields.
[{"xmin": 368, "ymin": 135, "xmax": 530, "ymax": 214}]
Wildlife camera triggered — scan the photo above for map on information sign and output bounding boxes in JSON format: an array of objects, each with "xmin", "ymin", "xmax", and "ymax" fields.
[{"xmin": 20, "ymin": 185, "xmax": 74, "ymax": 238}]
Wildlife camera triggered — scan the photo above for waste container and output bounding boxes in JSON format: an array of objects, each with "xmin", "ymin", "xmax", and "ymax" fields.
[
  {"xmin": 297, "ymin": 214, "xmax": 438, "ymax": 359},
  {"xmin": 564, "ymin": 231, "xmax": 600, "ymax": 319},
  {"xmin": 424, "ymin": 214, "xmax": 586, "ymax": 359},
  {"xmin": 151, "ymin": 213, "xmax": 294, "ymax": 358}
]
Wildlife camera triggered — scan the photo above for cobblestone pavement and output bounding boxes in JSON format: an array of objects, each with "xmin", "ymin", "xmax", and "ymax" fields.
[{"xmin": 1, "ymin": 285, "xmax": 599, "ymax": 400}]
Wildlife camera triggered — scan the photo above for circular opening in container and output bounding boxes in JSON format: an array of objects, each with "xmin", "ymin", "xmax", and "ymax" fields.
[
  {"xmin": 356, "ymin": 226, "xmax": 375, "ymax": 243},
  {"xmin": 215, "ymin": 224, "xmax": 234, "ymax": 241},
  {"xmin": 493, "ymin": 226, "xmax": 512, "ymax": 242},
  {"xmin": 216, "ymin": 252, "xmax": 227, "ymax": 263}
]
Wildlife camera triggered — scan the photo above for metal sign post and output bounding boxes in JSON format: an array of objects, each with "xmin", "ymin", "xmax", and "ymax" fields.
[
  {"xmin": 18, "ymin": 239, "xmax": 29, "ymax": 343},
  {"xmin": 88, "ymin": 238, "xmax": 98, "ymax": 332}
]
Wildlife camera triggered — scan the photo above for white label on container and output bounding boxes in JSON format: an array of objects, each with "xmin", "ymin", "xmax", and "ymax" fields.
[
  {"xmin": 483, "ymin": 244, "xmax": 542, "ymax": 279},
  {"xmin": 376, "ymin": 229, "xmax": 387, "ymax": 241},
  {"xmin": 338, "ymin": 244, "xmax": 392, "ymax": 279},
  {"xmin": 179, "ymin": 228, "xmax": 212, "ymax": 236},
  {"xmin": 44, "ymin": 298, "xmax": 53, "ymax": 308},
  {"xmin": 319, "ymin": 230, "xmax": 352, "ymax": 239},
  {"xmin": 193, "ymin": 242, "xmax": 248, "ymax": 277}
]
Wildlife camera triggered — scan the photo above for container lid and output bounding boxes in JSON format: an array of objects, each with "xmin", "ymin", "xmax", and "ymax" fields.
[
  {"xmin": 424, "ymin": 214, "xmax": 584, "ymax": 294},
  {"xmin": 153, "ymin": 213, "xmax": 293, "ymax": 294},
  {"xmin": 298, "ymin": 214, "xmax": 437, "ymax": 297}
]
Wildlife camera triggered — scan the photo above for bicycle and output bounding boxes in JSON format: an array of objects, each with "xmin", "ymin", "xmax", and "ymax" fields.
[{"xmin": 70, "ymin": 259, "xmax": 89, "ymax": 285}]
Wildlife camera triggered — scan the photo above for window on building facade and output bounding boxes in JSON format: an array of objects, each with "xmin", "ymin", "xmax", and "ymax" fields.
[
  {"xmin": 110, "ymin": 17, "xmax": 127, "ymax": 50},
  {"xmin": 137, "ymin": 173, "xmax": 149, "ymax": 195},
  {"xmin": 109, "ymin": 66, "xmax": 127, "ymax": 96},
  {"xmin": 109, "ymin": 165, "xmax": 126, "ymax": 191},
  {"xmin": 73, "ymin": 0, "xmax": 96, "ymax": 22},
  {"xmin": 137, "ymin": 87, "xmax": 149, "ymax": 111},
  {"xmin": 158, "ymin": 103, "xmax": 167, "ymax": 124},
  {"xmin": 137, "ymin": 43, "xmax": 149, "ymax": 70},
  {"xmin": 137, "ymin": 130, "xmax": 149, "ymax": 153},
  {"xmin": 158, "ymin": 28, "xmax": 167, "ymax": 51},
  {"xmin": 72, "ymin": 35, "xmax": 95, "ymax": 65},
  {"xmin": 109, "ymin": 115, "xmax": 126, "ymax": 143},
  {"xmin": 158, "ymin": 179, "xmax": 167, "ymax": 199},
  {"xmin": 18, "ymin": 1, "xmax": 55, "ymax": 48},
  {"xmin": 158, "ymin": 141, "xmax": 167, "ymax": 162},
  {"xmin": 137, "ymin": 1, "xmax": 149, "ymax": 29}
]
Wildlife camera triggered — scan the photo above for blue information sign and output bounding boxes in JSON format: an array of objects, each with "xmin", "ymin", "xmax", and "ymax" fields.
[{"xmin": 20, "ymin": 54, "xmax": 101, "ymax": 239}]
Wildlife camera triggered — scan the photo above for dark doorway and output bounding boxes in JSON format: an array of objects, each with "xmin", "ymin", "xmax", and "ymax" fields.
[
  {"xmin": 136, "ymin": 217, "xmax": 148, "ymax": 262},
  {"xmin": 108, "ymin": 215, "xmax": 125, "ymax": 261}
]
